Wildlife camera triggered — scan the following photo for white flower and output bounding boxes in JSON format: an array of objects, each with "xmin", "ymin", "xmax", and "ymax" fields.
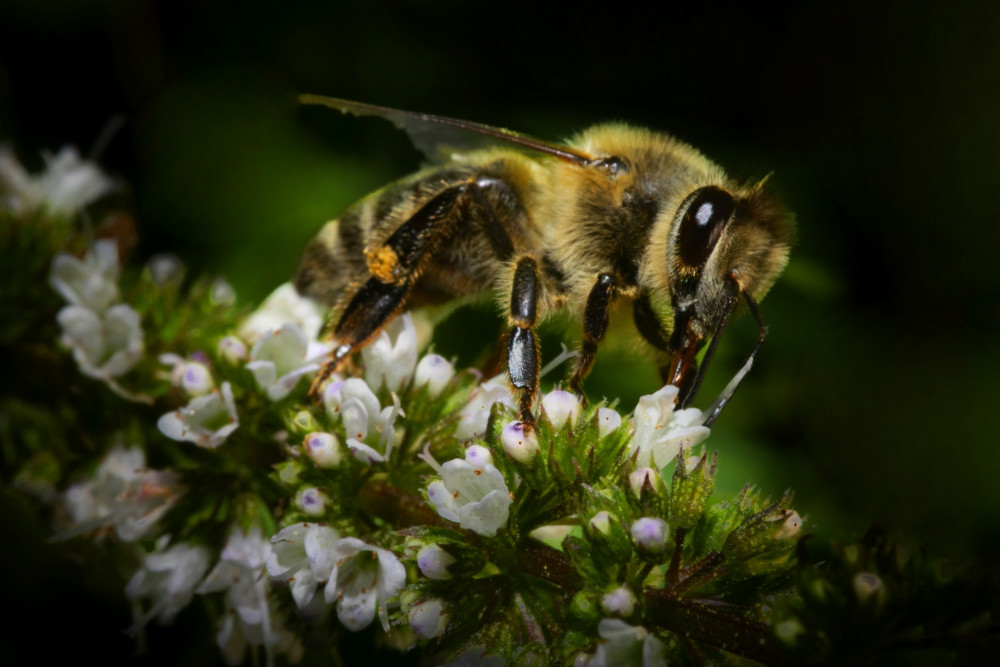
[
  {"xmin": 414, "ymin": 353, "xmax": 454, "ymax": 397},
  {"xmin": 324, "ymin": 378, "xmax": 403, "ymax": 464},
  {"xmin": 197, "ymin": 527, "xmax": 300, "ymax": 667},
  {"xmin": 303, "ymin": 431, "xmax": 344, "ymax": 468},
  {"xmin": 774, "ymin": 510, "xmax": 803, "ymax": 539},
  {"xmin": 422, "ymin": 445, "xmax": 513, "ymax": 537},
  {"xmin": 416, "ymin": 544, "xmax": 456, "ymax": 580},
  {"xmin": 408, "ymin": 598, "xmax": 449, "ymax": 639},
  {"xmin": 454, "ymin": 375, "xmax": 515, "ymax": 440},
  {"xmin": 126, "ymin": 539, "xmax": 212, "ymax": 633},
  {"xmin": 541, "ymin": 390, "xmax": 580, "ymax": 429},
  {"xmin": 57, "ymin": 303, "xmax": 146, "ymax": 401},
  {"xmin": 600, "ymin": 585, "xmax": 637, "ymax": 617},
  {"xmin": 266, "ymin": 522, "xmax": 340, "ymax": 609},
  {"xmin": 246, "ymin": 323, "xmax": 330, "ymax": 401},
  {"xmin": 0, "ymin": 145, "xmax": 116, "ymax": 217},
  {"xmin": 159, "ymin": 353, "xmax": 215, "ymax": 396},
  {"xmin": 597, "ymin": 407, "xmax": 622, "ymax": 438},
  {"xmin": 239, "ymin": 283, "xmax": 324, "ymax": 345},
  {"xmin": 295, "ymin": 487, "xmax": 329, "ymax": 517},
  {"xmin": 210, "ymin": 277, "xmax": 237, "ymax": 307},
  {"xmin": 57, "ymin": 445, "xmax": 179, "ymax": 542},
  {"xmin": 158, "ymin": 381, "xmax": 239, "ymax": 449},
  {"xmin": 324, "ymin": 537, "xmax": 406, "ymax": 632},
  {"xmin": 361, "ymin": 313, "xmax": 418, "ymax": 392},
  {"xmin": 147, "ymin": 253, "xmax": 184, "ymax": 286},
  {"xmin": 628, "ymin": 467, "xmax": 662, "ymax": 499},
  {"xmin": 218, "ymin": 335, "xmax": 248, "ymax": 364},
  {"xmin": 50, "ymin": 239, "xmax": 120, "ymax": 313},
  {"xmin": 579, "ymin": 618, "xmax": 667, "ymax": 667},
  {"xmin": 630, "ymin": 385, "xmax": 710, "ymax": 469},
  {"xmin": 630, "ymin": 517, "xmax": 670, "ymax": 554},
  {"xmin": 501, "ymin": 420, "xmax": 539, "ymax": 463}
]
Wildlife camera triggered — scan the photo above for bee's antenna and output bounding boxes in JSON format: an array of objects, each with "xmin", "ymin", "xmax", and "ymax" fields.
[{"xmin": 700, "ymin": 292, "xmax": 767, "ymax": 427}]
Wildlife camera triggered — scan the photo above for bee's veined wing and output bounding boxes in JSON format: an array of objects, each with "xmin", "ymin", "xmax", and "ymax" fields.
[{"xmin": 299, "ymin": 94, "xmax": 594, "ymax": 166}]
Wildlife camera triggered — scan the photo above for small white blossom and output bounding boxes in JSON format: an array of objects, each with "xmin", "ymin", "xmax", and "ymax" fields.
[
  {"xmin": 197, "ymin": 527, "xmax": 300, "ymax": 667},
  {"xmin": 157, "ymin": 381, "xmax": 239, "ymax": 449},
  {"xmin": 416, "ymin": 544, "xmax": 456, "ymax": 580},
  {"xmin": 218, "ymin": 335, "xmax": 248, "ymax": 364},
  {"xmin": 148, "ymin": 253, "xmax": 184, "ymax": 286},
  {"xmin": 303, "ymin": 431, "xmax": 344, "ymax": 468},
  {"xmin": 774, "ymin": 510, "xmax": 803, "ymax": 539},
  {"xmin": 295, "ymin": 487, "xmax": 329, "ymax": 517},
  {"xmin": 246, "ymin": 323, "xmax": 330, "ymax": 401},
  {"xmin": 631, "ymin": 517, "xmax": 670, "ymax": 554},
  {"xmin": 58, "ymin": 445, "xmax": 179, "ymax": 542},
  {"xmin": 588, "ymin": 510, "xmax": 616, "ymax": 536},
  {"xmin": 361, "ymin": 313, "xmax": 418, "ymax": 392},
  {"xmin": 628, "ymin": 467, "xmax": 662, "ymax": 498},
  {"xmin": 600, "ymin": 585, "xmax": 637, "ymax": 617},
  {"xmin": 324, "ymin": 537, "xmax": 406, "ymax": 632},
  {"xmin": 422, "ymin": 445, "xmax": 512, "ymax": 537},
  {"xmin": 454, "ymin": 375, "xmax": 515, "ymax": 440},
  {"xmin": 579, "ymin": 618, "xmax": 667, "ymax": 667},
  {"xmin": 414, "ymin": 353, "xmax": 454, "ymax": 397},
  {"xmin": 597, "ymin": 407, "xmax": 622, "ymax": 437},
  {"xmin": 630, "ymin": 385, "xmax": 710, "ymax": 469},
  {"xmin": 501, "ymin": 420, "xmax": 539, "ymax": 463},
  {"xmin": 57, "ymin": 303, "xmax": 146, "ymax": 401},
  {"xmin": 408, "ymin": 598, "xmax": 449, "ymax": 639},
  {"xmin": 49, "ymin": 239, "xmax": 120, "ymax": 313},
  {"xmin": 210, "ymin": 277, "xmax": 237, "ymax": 307},
  {"xmin": 159, "ymin": 353, "xmax": 215, "ymax": 396},
  {"xmin": 541, "ymin": 390, "xmax": 580, "ymax": 429},
  {"xmin": 0, "ymin": 145, "xmax": 116, "ymax": 217},
  {"xmin": 239, "ymin": 283, "xmax": 324, "ymax": 345},
  {"xmin": 266, "ymin": 522, "xmax": 340, "ymax": 609},
  {"xmin": 126, "ymin": 539, "xmax": 212, "ymax": 634},
  {"xmin": 324, "ymin": 378, "xmax": 403, "ymax": 464}
]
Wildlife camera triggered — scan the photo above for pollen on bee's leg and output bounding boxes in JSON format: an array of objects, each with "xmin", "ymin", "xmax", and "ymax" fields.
[{"xmin": 367, "ymin": 246, "xmax": 400, "ymax": 283}]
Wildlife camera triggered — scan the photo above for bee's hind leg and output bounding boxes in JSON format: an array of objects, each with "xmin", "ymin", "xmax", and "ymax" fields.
[{"xmin": 507, "ymin": 256, "xmax": 542, "ymax": 426}]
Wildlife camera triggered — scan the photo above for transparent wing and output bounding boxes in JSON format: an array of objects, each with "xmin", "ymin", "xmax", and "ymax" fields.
[{"xmin": 299, "ymin": 94, "xmax": 594, "ymax": 166}]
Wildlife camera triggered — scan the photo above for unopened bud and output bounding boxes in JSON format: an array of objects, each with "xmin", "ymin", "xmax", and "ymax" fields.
[
  {"xmin": 414, "ymin": 354, "xmax": 454, "ymax": 397},
  {"xmin": 295, "ymin": 486, "xmax": 328, "ymax": 516},
  {"xmin": 303, "ymin": 432, "xmax": 343, "ymax": 468},
  {"xmin": 416, "ymin": 544, "xmax": 456, "ymax": 580},
  {"xmin": 600, "ymin": 585, "xmax": 636, "ymax": 617},
  {"xmin": 218, "ymin": 335, "xmax": 248, "ymax": 364},
  {"xmin": 629, "ymin": 467, "xmax": 663, "ymax": 498},
  {"xmin": 631, "ymin": 517, "xmax": 670, "ymax": 554},
  {"xmin": 408, "ymin": 598, "xmax": 449, "ymax": 639},
  {"xmin": 597, "ymin": 407, "xmax": 621, "ymax": 437},
  {"xmin": 541, "ymin": 390, "xmax": 580, "ymax": 430},
  {"xmin": 501, "ymin": 420, "xmax": 539, "ymax": 463}
]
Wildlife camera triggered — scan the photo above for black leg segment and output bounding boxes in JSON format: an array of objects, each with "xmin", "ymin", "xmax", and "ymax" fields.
[
  {"xmin": 570, "ymin": 273, "xmax": 617, "ymax": 395},
  {"xmin": 506, "ymin": 256, "xmax": 542, "ymax": 422}
]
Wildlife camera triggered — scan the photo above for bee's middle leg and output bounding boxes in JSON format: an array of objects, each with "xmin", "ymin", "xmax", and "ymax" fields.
[{"xmin": 569, "ymin": 273, "xmax": 618, "ymax": 399}]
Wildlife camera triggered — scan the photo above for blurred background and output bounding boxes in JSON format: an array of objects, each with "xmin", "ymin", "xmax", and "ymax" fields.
[{"xmin": 2, "ymin": 1, "xmax": 998, "ymax": 664}]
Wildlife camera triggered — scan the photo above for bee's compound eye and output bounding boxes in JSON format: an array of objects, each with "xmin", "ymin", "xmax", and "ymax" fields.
[{"xmin": 676, "ymin": 186, "xmax": 736, "ymax": 268}]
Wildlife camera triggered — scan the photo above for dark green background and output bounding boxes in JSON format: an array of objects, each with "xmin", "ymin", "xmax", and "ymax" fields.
[{"xmin": 2, "ymin": 2, "xmax": 998, "ymax": 665}]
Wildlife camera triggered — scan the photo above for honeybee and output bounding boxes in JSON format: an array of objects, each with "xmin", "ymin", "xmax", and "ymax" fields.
[{"xmin": 295, "ymin": 96, "xmax": 793, "ymax": 426}]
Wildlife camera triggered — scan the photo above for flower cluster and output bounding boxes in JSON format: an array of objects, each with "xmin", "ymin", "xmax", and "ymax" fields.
[{"xmin": 7, "ymin": 149, "xmax": 819, "ymax": 667}]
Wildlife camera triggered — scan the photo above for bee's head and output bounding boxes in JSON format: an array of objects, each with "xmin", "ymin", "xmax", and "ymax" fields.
[{"xmin": 664, "ymin": 183, "xmax": 793, "ymax": 405}]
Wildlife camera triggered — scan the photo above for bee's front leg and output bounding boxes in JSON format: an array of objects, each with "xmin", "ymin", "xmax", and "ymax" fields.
[
  {"xmin": 569, "ymin": 273, "xmax": 618, "ymax": 400},
  {"xmin": 506, "ymin": 256, "xmax": 542, "ymax": 425}
]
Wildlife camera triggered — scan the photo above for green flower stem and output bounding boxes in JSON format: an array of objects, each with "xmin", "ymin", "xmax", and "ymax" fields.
[{"xmin": 645, "ymin": 588, "xmax": 791, "ymax": 666}]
